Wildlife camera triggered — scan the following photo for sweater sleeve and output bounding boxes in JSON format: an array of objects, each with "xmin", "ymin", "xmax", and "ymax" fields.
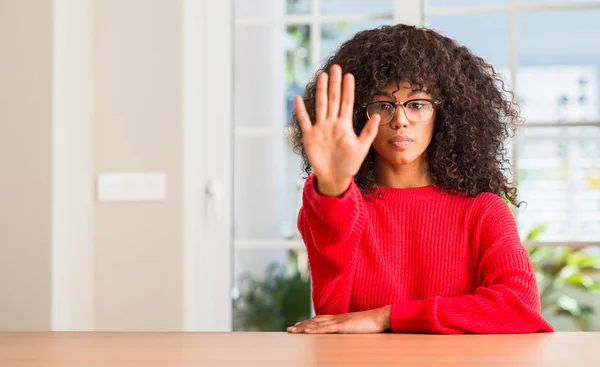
[
  {"xmin": 390, "ymin": 195, "xmax": 554, "ymax": 334},
  {"xmin": 298, "ymin": 175, "xmax": 366, "ymax": 315}
]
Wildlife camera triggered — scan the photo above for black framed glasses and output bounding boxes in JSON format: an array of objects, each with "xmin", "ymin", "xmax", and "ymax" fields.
[{"xmin": 365, "ymin": 99, "xmax": 440, "ymax": 124}]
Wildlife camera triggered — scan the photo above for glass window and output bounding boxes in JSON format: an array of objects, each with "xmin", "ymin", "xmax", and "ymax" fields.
[
  {"xmin": 427, "ymin": 7, "xmax": 600, "ymax": 243},
  {"xmin": 233, "ymin": 0, "xmax": 405, "ymax": 331},
  {"xmin": 428, "ymin": 0, "xmax": 507, "ymax": 7},
  {"xmin": 236, "ymin": 0, "xmax": 284, "ymax": 18},
  {"xmin": 518, "ymin": 0, "xmax": 600, "ymax": 5},
  {"xmin": 235, "ymin": 23, "xmax": 312, "ymax": 127},
  {"xmin": 428, "ymin": 13, "xmax": 511, "ymax": 69},
  {"xmin": 235, "ymin": 0, "xmax": 312, "ymax": 17},
  {"xmin": 235, "ymin": 24, "xmax": 288, "ymax": 127},
  {"xmin": 516, "ymin": 9, "xmax": 600, "ymax": 124},
  {"xmin": 286, "ymin": 25, "xmax": 312, "ymax": 121},
  {"xmin": 232, "ymin": 248, "xmax": 311, "ymax": 331},
  {"xmin": 234, "ymin": 135, "xmax": 298, "ymax": 239},
  {"xmin": 321, "ymin": 0, "xmax": 394, "ymax": 14},
  {"xmin": 515, "ymin": 9, "xmax": 600, "ymax": 241},
  {"xmin": 287, "ymin": 0, "xmax": 311, "ymax": 14},
  {"xmin": 517, "ymin": 127, "xmax": 600, "ymax": 241},
  {"xmin": 321, "ymin": 20, "xmax": 393, "ymax": 63}
]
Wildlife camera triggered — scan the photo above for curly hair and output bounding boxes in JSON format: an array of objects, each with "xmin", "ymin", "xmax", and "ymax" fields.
[{"xmin": 289, "ymin": 24, "xmax": 522, "ymax": 206}]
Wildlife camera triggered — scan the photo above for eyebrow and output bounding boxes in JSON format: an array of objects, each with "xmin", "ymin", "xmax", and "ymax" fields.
[{"xmin": 375, "ymin": 89, "xmax": 430, "ymax": 99}]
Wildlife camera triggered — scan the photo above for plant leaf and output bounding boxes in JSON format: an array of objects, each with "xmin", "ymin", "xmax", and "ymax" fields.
[{"xmin": 526, "ymin": 224, "xmax": 548, "ymax": 241}]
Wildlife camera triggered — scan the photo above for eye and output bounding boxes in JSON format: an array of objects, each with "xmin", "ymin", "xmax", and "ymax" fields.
[
  {"xmin": 407, "ymin": 101, "xmax": 425, "ymax": 109},
  {"xmin": 373, "ymin": 102, "xmax": 394, "ymax": 112}
]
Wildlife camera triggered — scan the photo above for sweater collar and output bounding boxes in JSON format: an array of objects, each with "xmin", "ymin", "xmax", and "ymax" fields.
[{"xmin": 372, "ymin": 184, "xmax": 444, "ymax": 201}]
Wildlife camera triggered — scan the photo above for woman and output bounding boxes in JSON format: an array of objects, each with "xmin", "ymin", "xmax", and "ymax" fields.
[{"xmin": 287, "ymin": 24, "xmax": 553, "ymax": 334}]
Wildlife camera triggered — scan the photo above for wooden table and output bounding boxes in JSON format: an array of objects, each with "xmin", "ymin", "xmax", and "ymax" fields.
[{"xmin": 0, "ymin": 332, "xmax": 598, "ymax": 366}]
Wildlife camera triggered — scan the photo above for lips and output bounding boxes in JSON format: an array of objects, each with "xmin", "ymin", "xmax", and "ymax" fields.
[{"xmin": 387, "ymin": 135, "xmax": 414, "ymax": 148}]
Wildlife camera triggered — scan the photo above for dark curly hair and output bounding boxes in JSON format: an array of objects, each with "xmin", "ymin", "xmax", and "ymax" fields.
[{"xmin": 289, "ymin": 24, "xmax": 522, "ymax": 206}]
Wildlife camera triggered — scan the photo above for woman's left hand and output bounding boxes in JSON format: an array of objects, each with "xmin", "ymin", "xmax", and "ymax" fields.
[{"xmin": 287, "ymin": 306, "xmax": 391, "ymax": 334}]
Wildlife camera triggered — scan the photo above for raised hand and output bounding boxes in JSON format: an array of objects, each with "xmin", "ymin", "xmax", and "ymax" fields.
[{"xmin": 295, "ymin": 64, "xmax": 381, "ymax": 196}]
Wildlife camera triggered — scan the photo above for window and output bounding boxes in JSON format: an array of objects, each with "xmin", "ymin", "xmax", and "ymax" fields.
[
  {"xmin": 232, "ymin": 0, "xmax": 401, "ymax": 331},
  {"xmin": 426, "ymin": 0, "xmax": 600, "ymax": 243}
]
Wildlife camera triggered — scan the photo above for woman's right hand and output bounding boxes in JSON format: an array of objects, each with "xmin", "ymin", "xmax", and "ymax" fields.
[{"xmin": 295, "ymin": 64, "xmax": 381, "ymax": 196}]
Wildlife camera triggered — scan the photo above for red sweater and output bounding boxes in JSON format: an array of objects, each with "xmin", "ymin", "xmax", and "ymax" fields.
[{"xmin": 298, "ymin": 175, "xmax": 554, "ymax": 334}]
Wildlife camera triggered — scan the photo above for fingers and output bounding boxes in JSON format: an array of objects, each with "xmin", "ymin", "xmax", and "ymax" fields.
[
  {"xmin": 287, "ymin": 316, "xmax": 319, "ymax": 333},
  {"xmin": 294, "ymin": 96, "xmax": 312, "ymax": 134},
  {"xmin": 288, "ymin": 320, "xmax": 339, "ymax": 334},
  {"xmin": 315, "ymin": 72, "xmax": 329, "ymax": 123},
  {"xmin": 299, "ymin": 64, "xmax": 353, "ymax": 135},
  {"xmin": 288, "ymin": 318, "xmax": 318, "ymax": 333},
  {"xmin": 287, "ymin": 323, "xmax": 307, "ymax": 334},
  {"xmin": 305, "ymin": 322, "xmax": 340, "ymax": 334},
  {"xmin": 358, "ymin": 114, "xmax": 381, "ymax": 149},
  {"xmin": 287, "ymin": 316, "xmax": 339, "ymax": 334},
  {"xmin": 327, "ymin": 65, "xmax": 342, "ymax": 120},
  {"xmin": 313, "ymin": 64, "xmax": 353, "ymax": 125},
  {"xmin": 338, "ymin": 72, "xmax": 355, "ymax": 120}
]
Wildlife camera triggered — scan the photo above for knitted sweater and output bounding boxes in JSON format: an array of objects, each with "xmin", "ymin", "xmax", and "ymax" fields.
[{"xmin": 298, "ymin": 175, "xmax": 554, "ymax": 334}]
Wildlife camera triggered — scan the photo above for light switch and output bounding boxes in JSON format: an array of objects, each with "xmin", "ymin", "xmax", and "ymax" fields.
[{"xmin": 97, "ymin": 172, "xmax": 167, "ymax": 202}]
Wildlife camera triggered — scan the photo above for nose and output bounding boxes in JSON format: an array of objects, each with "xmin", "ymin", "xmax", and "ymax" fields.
[{"xmin": 390, "ymin": 105, "xmax": 410, "ymax": 129}]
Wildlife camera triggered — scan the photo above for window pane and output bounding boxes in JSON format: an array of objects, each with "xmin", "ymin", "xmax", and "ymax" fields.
[
  {"xmin": 428, "ymin": 0, "xmax": 507, "ymax": 7},
  {"xmin": 235, "ymin": 24, "xmax": 310, "ymax": 127},
  {"xmin": 321, "ymin": 20, "xmax": 392, "ymax": 64},
  {"xmin": 235, "ymin": 24, "xmax": 285, "ymax": 127},
  {"xmin": 235, "ymin": 0, "xmax": 284, "ymax": 18},
  {"xmin": 321, "ymin": 0, "xmax": 394, "ymax": 14},
  {"xmin": 286, "ymin": 25, "xmax": 312, "ymax": 122},
  {"xmin": 517, "ymin": 127, "xmax": 600, "ymax": 241},
  {"xmin": 233, "ymin": 248, "xmax": 311, "ymax": 331},
  {"xmin": 516, "ymin": 9, "xmax": 600, "ymax": 124},
  {"xmin": 235, "ymin": 0, "xmax": 312, "ymax": 17},
  {"xmin": 287, "ymin": 0, "xmax": 311, "ymax": 15},
  {"xmin": 428, "ymin": 13, "xmax": 510, "ymax": 69},
  {"xmin": 233, "ymin": 135, "xmax": 302, "ymax": 239},
  {"xmin": 233, "ymin": 2, "xmax": 310, "ymax": 332},
  {"xmin": 518, "ymin": 0, "xmax": 600, "ymax": 5}
]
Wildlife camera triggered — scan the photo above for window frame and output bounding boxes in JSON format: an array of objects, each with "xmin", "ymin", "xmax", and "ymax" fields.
[{"xmin": 232, "ymin": 0, "xmax": 600, "ymax": 251}]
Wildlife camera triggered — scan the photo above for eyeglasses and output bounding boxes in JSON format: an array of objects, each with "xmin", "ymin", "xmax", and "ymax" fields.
[{"xmin": 365, "ymin": 99, "xmax": 440, "ymax": 124}]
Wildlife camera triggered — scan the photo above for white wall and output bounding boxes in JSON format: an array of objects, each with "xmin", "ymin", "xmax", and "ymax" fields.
[
  {"xmin": 52, "ymin": 0, "xmax": 95, "ymax": 331},
  {"xmin": 93, "ymin": 0, "xmax": 183, "ymax": 331},
  {"xmin": 0, "ymin": 0, "xmax": 233, "ymax": 331},
  {"xmin": 0, "ymin": 0, "xmax": 54, "ymax": 331}
]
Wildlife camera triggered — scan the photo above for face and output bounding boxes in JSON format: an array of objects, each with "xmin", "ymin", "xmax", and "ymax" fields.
[{"xmin": 368, "ymin": 80, "xmax": 436, "ymax": 167}]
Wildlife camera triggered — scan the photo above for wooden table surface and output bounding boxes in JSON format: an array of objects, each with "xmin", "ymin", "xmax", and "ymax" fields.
[{"xmin": 0, "ymin": 332, "xmax": 598, "ymax": 366}]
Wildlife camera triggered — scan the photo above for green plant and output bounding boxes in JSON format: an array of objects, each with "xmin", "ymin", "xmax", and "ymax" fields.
[
  {"xmin": 234, "ymin": 250, "xmax": 311, "ymax": 331},
  {"xmin": 525, "ymin": 225, "xmax": 600, "ymax": 331}
]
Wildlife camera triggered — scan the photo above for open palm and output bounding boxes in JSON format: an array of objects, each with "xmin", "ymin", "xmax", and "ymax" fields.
[{"xmin": 295, "ymin": 64, "xmax": 380, "ymax": 196}]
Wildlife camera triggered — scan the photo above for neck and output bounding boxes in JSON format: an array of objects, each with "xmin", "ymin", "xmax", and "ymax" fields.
[{"xmin": 375, "ymin": 155, "xmax": 433, "ymax": 188}]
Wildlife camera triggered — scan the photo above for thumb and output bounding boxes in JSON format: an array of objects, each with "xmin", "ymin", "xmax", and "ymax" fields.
[{"xmin": 357, "ymin": 114, "xmax": 380, "ymax": 149}]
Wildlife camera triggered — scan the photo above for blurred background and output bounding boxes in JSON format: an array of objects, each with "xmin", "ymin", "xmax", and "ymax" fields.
[{"xmin": 1, "ymin": 0, "xmax": 599, "ymax": 333}]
